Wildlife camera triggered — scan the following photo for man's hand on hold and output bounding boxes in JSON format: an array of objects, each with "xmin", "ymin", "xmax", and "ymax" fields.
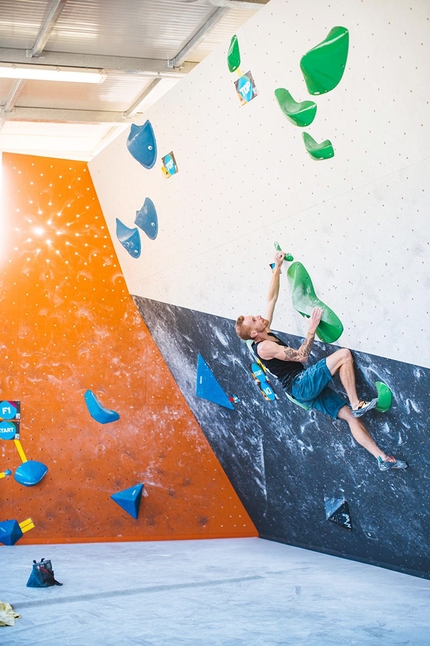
[
  {"xmin": 273, "ymin": 251, "xmax": 285, "ymax": 270},
  {"xmin": 308, "ymin": 307, "xmax": 323, "ymax": 334}
]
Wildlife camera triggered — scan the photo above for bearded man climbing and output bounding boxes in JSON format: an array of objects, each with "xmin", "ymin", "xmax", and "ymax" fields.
[{"xmin": 235, "ymin": 250, "xmax": 407, "ymax": 472}]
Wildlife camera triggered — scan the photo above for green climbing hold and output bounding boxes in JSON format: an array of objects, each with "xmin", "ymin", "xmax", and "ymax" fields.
[
  {"xmin": 286, "ymin": 393, "xmax": 310, "ymax": 411},
  {"xmin": 302, "ymin": 132, "xmax": 334, "ymax": 160},
  {"xmin": 274, "ymin": 88, "xmax": 317, "ymax": 127},
  {"xmin": 375, "ymin": 382, "xmax": 392, "ymax": 413},
  {"xmin": 300, "ymin": 26, "xmax": 349, "ymax": 95},
  {"xmin": 287, "ymin": 261, "xmax": 344, "ymax": 343},
  {"xmin": 274, "ymin": 241, "xmax": 294, "ymax": 262},
  {"xmin": 227, "ymin": 35, "xmax": 241, "ymax": 73}
]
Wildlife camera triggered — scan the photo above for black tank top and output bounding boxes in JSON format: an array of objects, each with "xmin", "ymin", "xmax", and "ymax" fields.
[{"xmin": 252, "ymin": 332, "xmax": 304, "ymax": 392}]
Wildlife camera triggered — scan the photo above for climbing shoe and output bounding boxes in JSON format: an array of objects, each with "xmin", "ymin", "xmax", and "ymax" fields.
[
  {"xmin": 378, "ymin": 456, "xmax": 408, "ymax": 472},
  {"xmin": 352, "ymin": 398, "xmax": 378, "ymax": 418}
]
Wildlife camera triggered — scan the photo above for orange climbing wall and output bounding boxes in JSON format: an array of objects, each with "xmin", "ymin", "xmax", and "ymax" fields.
[{"xmin": 0, "ymin": 152, "xmax": 257, "ymax": 544}]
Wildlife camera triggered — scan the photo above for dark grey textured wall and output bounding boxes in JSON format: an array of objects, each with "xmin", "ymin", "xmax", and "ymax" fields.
[{"xmin": 134, "ymin": 296, "xmax": 430, "ymax": 579}]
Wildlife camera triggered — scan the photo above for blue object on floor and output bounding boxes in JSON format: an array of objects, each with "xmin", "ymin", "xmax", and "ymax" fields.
[
  {"xmin": 196, "ymin": 354, "xmax": 234, "ymax": 410},
  {"xmin": 111, "ymin": 484, "xmax": 144, "ymax": 519},
  {"xmin": 135, "ymin": 197, "xmax": 158, "ymax": 240},
  {"xmin": 14, "ymin": 460, "xmax": 48, "ymax": 486},
  {"xmin": 126, "ymin": 121, "xmax": 157, "ymax": 169},
  {"xmin": 84, "ymin": 390, "xmax": 120, "ymax": 424},
  {"xmin": 0, "ymin": 519, "xmax": 23, "ymax": 545},
  {"xmin": 115, "ymin": 219, "xmax": 141, "ymax": 258}
]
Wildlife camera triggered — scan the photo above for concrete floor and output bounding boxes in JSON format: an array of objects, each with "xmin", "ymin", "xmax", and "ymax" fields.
[{"xmin": 1, "ymin": 538, "xmax": 429, "ymax": 645}]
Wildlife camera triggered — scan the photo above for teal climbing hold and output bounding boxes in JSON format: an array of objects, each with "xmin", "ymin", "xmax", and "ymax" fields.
[
  {"xmin": 196, "ymin": 354, "xmax": 234, "ymax": 410},
  {"xmin": 116, "ymin": 219, "xmax": 141, "ymax": 258},
  {"xmin": 302, "ymin": 132, "xmax": 334, "ymax": 160},
  {"xmin": 126, "ymin": 121, "xmax": 157, "ymax": 169},
  {"xmin": 300, "ymin": 26, "xmax": 349, "ymax": 95},
  {"xmin": 274, "ymin": 88, "xmax": 317, "ymax": 127},
  {"xmin": 111, "ymin": 484, "xmax": 144, "ymax": 519},
  {"xmin": 14, "ymin": 460, "xmax": 48, "ymax": 487},
  {"xmin": 84, "ymin": 390, "xmax": 120, "ymax": 424},
  {"xmin": 0, "ymin": 519, "xmax": 23, "ymax": 545},
  {"xmin": 287, "ymin": 262, "xmax": 344, "ymax": 343},
  {"xmin": 227, "ymin": 35, "xmax": 241, "ymax": 73},
  {"xmin": 135, "ymin": 197, "xmax": 158, "ymax": 240}
]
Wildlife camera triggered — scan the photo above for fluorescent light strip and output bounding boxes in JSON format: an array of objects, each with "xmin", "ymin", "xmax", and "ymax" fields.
[{"xmin": 0, "ymin": 63, "xmax": 106, "ymax": 84}]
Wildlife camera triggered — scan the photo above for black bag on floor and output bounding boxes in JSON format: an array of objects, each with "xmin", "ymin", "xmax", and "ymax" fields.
[{"xmin": 26, "ymin": 558, "xmax": 63, "ymax": 588}]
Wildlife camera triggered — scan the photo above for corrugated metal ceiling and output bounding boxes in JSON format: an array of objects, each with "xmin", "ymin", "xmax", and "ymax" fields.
[{"xmin": 0, "ymin": 0, "xmax": 267, "ymax": 160}]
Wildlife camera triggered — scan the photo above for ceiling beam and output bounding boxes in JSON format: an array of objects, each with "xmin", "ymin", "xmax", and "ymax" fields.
[
  {"xmin": 0, "ymin": 48, "xmax": 197, "ymax": 76},
  {"xmin": 28, "ymin": 0, "xmax": 68, "ymax": 58},
  {"xmin": 168, "ymin": 7, "xmax": 229, "ymax": 68},
  {"xmin": 3, "ymin": 106, "xmax": 135, "ymax": 123},
  {"xmin": 209, "ymin": 0, "xmax": 268, "ymax": 6},
  {"xmin": 123, "ymin": 79, "xmax": 163, "ymax": 118}
]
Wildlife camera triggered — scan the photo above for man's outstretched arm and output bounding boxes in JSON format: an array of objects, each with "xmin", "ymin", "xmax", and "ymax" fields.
[
  {"xmin": 265, "ymin": 251, "xmax": 286, "ymax": 327},
  {"xmin": 259, "ymin": 307, "xmax": 323, "ymax": 363}
]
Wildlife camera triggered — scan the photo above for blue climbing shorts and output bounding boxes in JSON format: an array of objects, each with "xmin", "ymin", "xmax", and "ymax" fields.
[{"xmin": 291, "ymin": 358, "xmax": 346, "ymax": 420}]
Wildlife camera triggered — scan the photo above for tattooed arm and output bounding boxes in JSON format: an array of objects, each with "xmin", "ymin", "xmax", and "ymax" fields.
[{"xmin": 258, "ymin": 307, "xmax": 323, "ymax": 363}]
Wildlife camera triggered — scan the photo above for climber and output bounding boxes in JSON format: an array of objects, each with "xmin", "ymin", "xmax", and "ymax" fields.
[{"xmin": 235, "ymin": 250, "xmax": 407, "ymax": 472}]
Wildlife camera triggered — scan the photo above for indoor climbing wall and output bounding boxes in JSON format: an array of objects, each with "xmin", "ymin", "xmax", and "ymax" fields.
[
  {"xmin": 89, "ymin": 0, "xmax": 430, "ymax": 370},
  {"xmin": 0, "ymin": 152, "xmax": 257, "ymax": 544},
  {"xmin": 88, "ymin": 0, "xmax": 430, "ymax": 577},
  {"xmin": 133, "ymin": 297, "xmax": 430, "ymax": 579}
]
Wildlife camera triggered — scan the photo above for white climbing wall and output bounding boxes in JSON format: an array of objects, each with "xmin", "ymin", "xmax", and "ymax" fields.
[{"xmin": 89, "ymin": 0, "xmax": 430, "ymax": 369}]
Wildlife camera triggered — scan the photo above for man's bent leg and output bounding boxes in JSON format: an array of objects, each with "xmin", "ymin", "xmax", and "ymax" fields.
[{"xmin": 326, "ymin": 348, "xmax": 377, "ymax": 417}]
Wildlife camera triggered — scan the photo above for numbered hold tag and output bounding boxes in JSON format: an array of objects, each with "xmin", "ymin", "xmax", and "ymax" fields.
[
  {"xmin": 0, "ymin": 420, "xmax": 20, "ymax": 440},
  {"xmin": 234, "ymin": 71, "xmax": 258, "ymax": 106},
  {"xmin": 249, "ymin": 362, "xmax": 278, "ymax": 402},
  {"xmin": 161, "ymin": 151, "xmax": 178, "ymax": 177},
  {"xmin": 0, "ymin": 401, "xmax": 20, "ymax": 421}
]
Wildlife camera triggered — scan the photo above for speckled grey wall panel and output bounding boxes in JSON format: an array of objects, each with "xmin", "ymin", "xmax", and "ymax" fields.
[{"xmin": 133, "ymin": 296, "xmax": 430, "ymax": 579}]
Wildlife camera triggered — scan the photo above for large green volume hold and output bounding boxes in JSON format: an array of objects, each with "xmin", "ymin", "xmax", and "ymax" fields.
[
  {"xmin": 300, "ymin": 26, "xmax": 349, "ymax": 95},
  {"xmin": 287, "ymin": 262, "xmax": 344, "ymax": 343}
]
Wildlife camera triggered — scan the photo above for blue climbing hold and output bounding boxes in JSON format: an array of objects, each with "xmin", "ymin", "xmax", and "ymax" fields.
[
  {"xmin": 0, "ymin": 519, "xmax": 23, "ymax": 545},
  {"xmin": 196, "ymin": 354, "xmax": 234, "ymax": 410},
  {"xmin": 116, "ymin": 218, "xmax": 141, "ymax": 258},
  {"xmin": 126, "ymin": 121, "xmax": 157, "ymax": 169},
  {"xmin": 14, "ymin": 460, "xmax": 48, "ymax": 487},
  {"xmin": 135, "ymin": 197, "xmax": 158, "ymax": 240},
  {"xmin": 111, "ymin": 483, "xmax": 144, "ymax": 519},
  {"xmin": 84, "ymin": 390, "xmax": 120, "ymax": 424}
]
